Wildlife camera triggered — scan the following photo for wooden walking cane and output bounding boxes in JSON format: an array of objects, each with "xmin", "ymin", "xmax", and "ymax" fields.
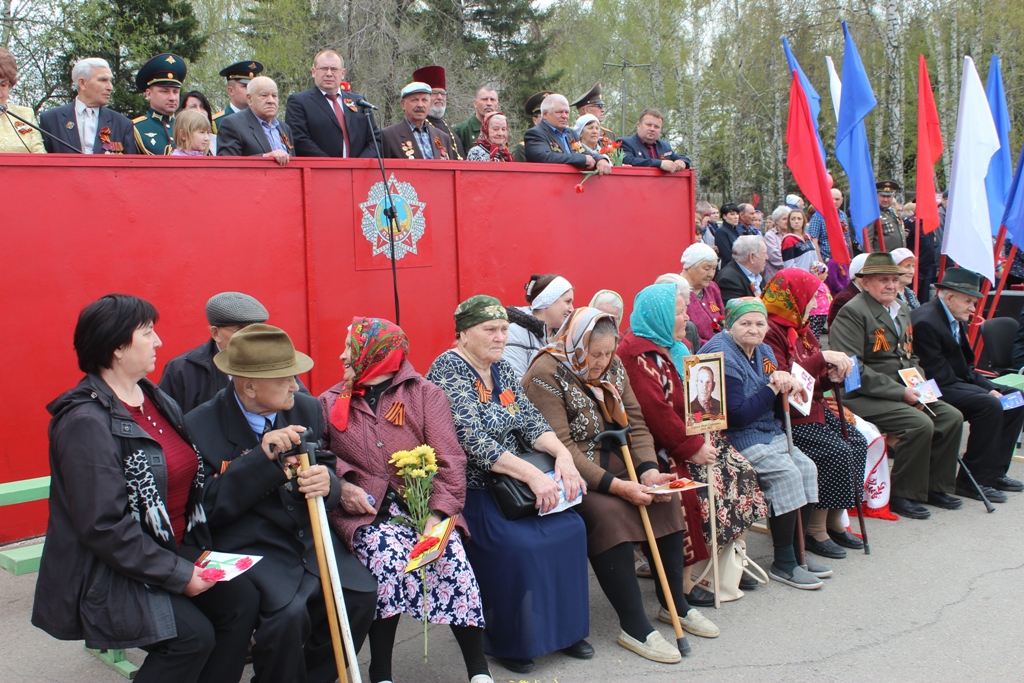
[
  {"xmin": 595, "ymin": 425, "xmax": 691, "ymax": 656},
  {"xmin": 831, "ymin": 381, "xmax": 870, "ymax": 555},
  {"xmin": 780, "ymin": 393, "xmax": 805, "ymax": 566},
  {"xmin": 703, "ymin": 433, "xmax": 721, "ymax": 609},
  {"xmin": 289, "ymin": 434, "xmax": 362, "ymax": 683}
]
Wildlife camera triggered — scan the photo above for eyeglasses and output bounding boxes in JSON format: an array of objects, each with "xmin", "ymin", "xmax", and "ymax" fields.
[
  {"xmin": 590, "ymin": 102, "xmax": 606, "ymax": 109},
  {"xmin": 315, "ymin": 67, "xmax": 343, "ymax": 74},
  {"xmin": 431, "ymin": 89, "xmax": 447, "ymax": 96}
]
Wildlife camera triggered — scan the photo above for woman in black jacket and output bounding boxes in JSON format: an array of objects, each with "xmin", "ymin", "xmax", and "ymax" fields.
[{"xmin": 31, "ymin": 294, "xmax": 258, "ymax": 683}]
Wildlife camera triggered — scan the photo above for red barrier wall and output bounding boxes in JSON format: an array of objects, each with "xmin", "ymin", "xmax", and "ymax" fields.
[{"xmin": 0, "ymin": 155, "xmax": 694, "ymax": 542}]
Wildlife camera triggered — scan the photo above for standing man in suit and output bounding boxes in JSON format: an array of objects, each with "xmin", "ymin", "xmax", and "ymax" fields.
[
  {"xmin": 381, "ymin": 82, "xmax": 454, "ymax": 159},
  {"xmin": 523, "ymin": 93, "xmax": 609, "ymax": 171},
  {"xmin": 185, "ymin": 325, "xmax": 376, "ymax": 683},
  {"xmin": 452, "ymin": 85, "xmax": 498, "ymax": 152},
  {"xmin": 911, "ymin": 268, "xmax": 1024, "ymax": 502},
  {"xmin": 413, "ymin": 65, "xmax": 464, "ymax": 159},
  {"xmin": 715, "ymin": 235, "xmax": 768, "ymax": 304},
  {"xmin": 39, "ymin": 57, "xmax": 136, "ymax": 154},
  {"xmin": 133, "ymin": 53, "xmax": 186, "ymax": 155},
  {"xmin": 618, "ymin": 108, "xmax": 689, "ymax": 171},
  {"xmin": 829, "ymin": 253, "xmax": 964, "ymax": 520},
  {"xmin": 211, "ymin": 60, "xmax": 263, "ymax": 132},
  {"xmin": 217, "ymin": 76, "xmax": 293, "ymax": 165},
  {"xmin": 286, "ymin": 50, "xmax": 381, "ymax": 158}
]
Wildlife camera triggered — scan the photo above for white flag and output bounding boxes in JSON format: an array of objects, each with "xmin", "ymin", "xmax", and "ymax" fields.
[
  {"xmin": 825, "ymin": 56, "xmax": 842, "ymax": 122},
  {"xmin": 942, "ymin": 56, "xmax": 1001, "ymax": 284}
]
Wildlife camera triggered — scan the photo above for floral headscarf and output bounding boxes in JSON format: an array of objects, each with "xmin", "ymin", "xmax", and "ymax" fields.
[
  {"xmin": 473, "ymin": 112, "xmax": 513, "ymax": 162},
  {"xmin": 761, "ymin": 268, "xmax": 822, "ymax": 354},
  {"xmin": 723, "ymin": 297, "xmax": 768, "ymax": 329},
  {"xmin": 630, "ymin": 283, "xmax": 689, "ymax": 374},
  {"xmin": 542, "ymin": 307, "xmax": 627, "ymax": 426},
  {"xmin": 330, "ymin": 317, "xmax": 409, "ymax": 431}
]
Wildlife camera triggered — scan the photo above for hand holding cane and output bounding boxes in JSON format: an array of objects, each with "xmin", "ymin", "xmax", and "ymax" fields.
[
  {"xmin": 831, "ymin": 380, "xmax": 870, "ymax": 554},
  {"xmin": 703, "ymin": 433, "xmax": 721, "ymax": 609},
  {"xmin": 595, "ymin": 425, "xmax": 691, "ymax": 656},
  {"xmin": 780, "ymin": 392, "xmax": 806, "ymax": 567}
]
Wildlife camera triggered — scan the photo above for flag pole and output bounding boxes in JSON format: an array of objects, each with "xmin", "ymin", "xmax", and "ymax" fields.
[
  {"xmin": 913, "ymin": 218, "xmax": 922, "ymax": 295},
  {"xmin": 875, "ymin": 219, "xmax": 886, "ymax": 253},
  {"xmin": 862, "ymin": 228, "xmax": 872, "ymax": 253},
  {"xmin": 967, "ymin": 226, "xmax": 1005, "ymax": 346}
]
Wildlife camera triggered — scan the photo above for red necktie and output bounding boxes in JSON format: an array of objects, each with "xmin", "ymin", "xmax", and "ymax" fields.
[{"xmin": 325, "ymin": 93, "xmax": 351, "ymax": 158}]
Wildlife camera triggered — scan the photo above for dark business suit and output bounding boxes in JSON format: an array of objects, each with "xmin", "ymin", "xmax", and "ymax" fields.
[
  {"xmin": 380, "ymin": 119, "xmax": 454, "ymax": 159},
  {"xmin": 688, "ymin": 397, "xmax": 721, "ymax": 419},
  {"xmin": 186, "ymin": 389, "xmax": 375, "ymax": 683},
  {"xmin": 714, "ymin": 259, "xmax": 759, "ymax": 304},
  {"xmin": 523, "ymin": 122, "xmax": 601, "ymax": 168},
  {"xmin": 38, "ymin": 102, "xmax": 137, "ymax": 154},
  {"xmin": 911, "ymin": 298, "xmax": 1023, "ymax": 487},
  {"xmin": 618, "ymin": 133, "xmax": 690, "ymax": 168},
  {"xmin": 285, "ymin": 87, "xmax": 381, "ymax": 158},
  {"xmin": 216, "ymin": 108, "xmax": 295, "ymax": 158}
]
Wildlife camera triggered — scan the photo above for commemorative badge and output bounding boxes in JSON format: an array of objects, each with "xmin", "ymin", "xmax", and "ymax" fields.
[{"xmin": 359, "ymin": 173, "xmax": 426, "ymax": 260}]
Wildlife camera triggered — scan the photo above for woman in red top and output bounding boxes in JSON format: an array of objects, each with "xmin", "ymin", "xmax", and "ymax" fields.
[{"xmin": 761, "ymin": 270, "xmax": 869, "ymax": 559}]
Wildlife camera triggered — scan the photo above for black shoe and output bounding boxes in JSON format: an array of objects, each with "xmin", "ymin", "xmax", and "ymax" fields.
[
  {"xmin": 804, "ymin": 535, "xmax": 847, "ymax": 559},
  {"xmin": 563, "ymin": 639, "xmax": 595, "ymax": 660},
  {"xmin": 890, "ymin": 495, "xmax": 932, "ymax": 519},
  {"xmin": 500, "ymin": 658, "xmax": 535, "ymax": 673},
  {"xmin": 739, "ymin": 573, "xmax": 759, "ymax": 590},
  {"xmin": 926, "ymin": 491, "xmax": 964, "ymax": 510},
  {"xmin": 995, "ymin": 475, "xmax": 1024, "ymax": 492},
  {"xmin": 828, "ymin": 528, "xmax": 864, "ymax": 550},
  {"xmin": 956, "ymin": 483, "xmax": 1008, "ymax": 504},
  {"xmin": 685, "ymin": 585, "xmax": 716, "ymax": 606}
]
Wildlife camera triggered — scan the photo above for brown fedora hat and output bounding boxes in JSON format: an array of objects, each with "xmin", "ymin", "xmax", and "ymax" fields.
[
  {"xmin": 854, "ymin": 252, "xmax": 902, "ymax": 277},
  {"xmin": 214, "ymin": 324, "xmax": 313, "ymax": 378}
]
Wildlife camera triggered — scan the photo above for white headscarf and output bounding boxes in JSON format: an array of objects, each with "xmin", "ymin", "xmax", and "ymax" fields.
[
  {"xmin": 530, "ymin": 276, "xmax": 573, "ymax": 311},
  {"xmin": 573, "ymin": 114, "xmax": 600, "ymax": 138}
]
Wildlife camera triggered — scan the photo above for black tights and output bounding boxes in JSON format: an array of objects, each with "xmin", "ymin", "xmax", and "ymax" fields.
[
  {"xmin": 770, "ymin": 504, "xmax": 812, "ymax": 570},
  {"xmin": 367, "ymin": 616, "xmax": 488, "ymax": 683}
]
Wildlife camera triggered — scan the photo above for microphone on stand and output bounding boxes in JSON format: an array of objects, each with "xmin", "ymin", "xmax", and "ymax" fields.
[
  {"xmin": 354, "ymin": 99, "xmax": 378, "ymax": 111},
  {"xmin": 0, "ymin": 103, "xmax": 83, "ymax": 153}
]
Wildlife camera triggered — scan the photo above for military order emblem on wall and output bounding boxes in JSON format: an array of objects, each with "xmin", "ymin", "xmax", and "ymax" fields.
[{"xmin": 359, "ymin": 174, "xmax": 427, "ymax": 261}]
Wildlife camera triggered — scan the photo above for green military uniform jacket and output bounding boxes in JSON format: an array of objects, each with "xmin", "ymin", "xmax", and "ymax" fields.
[
  {"xmin": 869, "ymin": 206, "xmax": 906, "ymax": 252},
  {"xmin": 511, "ymin": 140, "xmax": 526, "ymax": 162},
  {"xmin": 828, "ymin": 291, "xmax": 919, "ymax": 401},
  {"xmin": 133, "ymin": 109, "xmax": 175, "ymax": 155},
  {"xmin": 452, "ymin": 115, "xmax": 481, "ymax": 155}
]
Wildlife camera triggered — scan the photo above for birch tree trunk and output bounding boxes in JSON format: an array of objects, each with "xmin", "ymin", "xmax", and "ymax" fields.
[{"xmin": 884, "ymin": 0, "xmax": 904, "ymax": 189}]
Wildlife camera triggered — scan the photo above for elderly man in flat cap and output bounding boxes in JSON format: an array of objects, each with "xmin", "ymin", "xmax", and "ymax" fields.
[
  {"xmin": 185, "ymin": 324, "xmax": 376, "ymax": 683},
  {"xmin": 829, "ymin": 253, "xmax": 964, "ymax": 520},
  {"xmin": 158, "ymin": 292, "xmax": 269, "ymax": 414},
  {"xmin": 381, "ymin": 82, "xmax": 455, "ymax": 159},
  {"xmin": 911, "ymin": 268, "xmax": 1024, "ymax": 503}
]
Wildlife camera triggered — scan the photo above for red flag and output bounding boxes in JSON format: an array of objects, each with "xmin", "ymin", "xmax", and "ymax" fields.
[
  {"xmin": 785, "ymin": 71, "xmax": 850, "ymax": 264},
  {"xmin": 916, "ymin": 55, "xmax": 944, "ymax": 234},
  {"xmin": 751, "ymin": 192, "xmax": 761, "ymax": 208}
]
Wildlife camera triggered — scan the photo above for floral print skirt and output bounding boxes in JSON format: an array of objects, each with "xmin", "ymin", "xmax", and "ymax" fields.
[{"xmin": 352, "ymin": 502, "xmax": 485, "ymax": 627}]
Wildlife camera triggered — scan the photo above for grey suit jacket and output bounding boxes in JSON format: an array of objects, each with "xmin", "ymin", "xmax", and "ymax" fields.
[{"xmin": 216, "ymin": 107, "xmax": 295, "ymax": 157}]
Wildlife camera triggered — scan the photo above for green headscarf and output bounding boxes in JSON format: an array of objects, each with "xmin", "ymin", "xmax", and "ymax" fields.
[
  {"xmin": 454, "ymin": 295, "xmax": 507, "ymax": 333},
  {"xmin": 724, "ymin": 297, "xmax": 768, "ymax": 329},
  {"xmin": 630, "ymin": 283, "xmax": 688, "ymax": 372}
]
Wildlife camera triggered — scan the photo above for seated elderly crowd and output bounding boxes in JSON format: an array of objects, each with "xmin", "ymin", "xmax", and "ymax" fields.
[
  {"xmin": 36, "ymin": 246, "xmax": 1021, "ymax": 682},
  {"xmin": 0, "ymin": 49, "xmax": 690, "ymax": 169}
]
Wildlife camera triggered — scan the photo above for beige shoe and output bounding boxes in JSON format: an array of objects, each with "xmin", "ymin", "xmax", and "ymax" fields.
[
  {"xmin": 658, "ymin": 606, "xmax": 720, "ymax": 638},
  {"xmin": 616, "ymin": 629, "xmax": 682, "ymax": 663}
]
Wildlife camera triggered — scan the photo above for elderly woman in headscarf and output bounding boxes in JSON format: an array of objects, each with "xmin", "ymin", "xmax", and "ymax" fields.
[
  {"xmin": 619, "ymin": 284, "xmax": 767, "ymax": 604},
  {"xmin": 891, "ymin": 247, "xmax": 920, "ymax": 309},
  {"xmin": 679, "ymin": 243, "xmax": 726, "ymax": 346},
  {"xmin": 426, "ymin": 296, "xmax": 591, "ymax": 675},
  {"xmin": 321, "ymin": 317, "xmax": 492, "ymax": 683},
  {"xmin": 574, "ymin": 113, "xmax": 603, "ymax": 154},
  {"xmin": 465, "ymin": 111, "xmax": 513, "ymax": 162},
  {"xmin": 761, "ymin": 270, "xmax": 869, "ymax": 560},
  {"xmin": 654, "ymin": 273, "xmax": 701, "ymax": 352},
  {"xmin": 589, "ymin": 289, "xmax": 624, "ymax": 328},
  {"xmin": 524, "ymin": 307, "xmax": 719, "ymax": 663},
  {"xmin": 0, "ymin": 47, "xmax": 45, "ymax": 153},
  {"xmin": 504, "ymin": 273, "xmax": 574, "ymax": 378},
  {"xmin": 762, "ymin": 206, "xmax": 790, "ymax": 283},
  {"xmin": 699, "ymin": 298, "xmax": 826, "ymax": 590}
]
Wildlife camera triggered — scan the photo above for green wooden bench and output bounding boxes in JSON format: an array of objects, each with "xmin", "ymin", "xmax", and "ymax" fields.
[{"xmin": 1, "ymin": 476, "xmax": 139, "ymax": 679}]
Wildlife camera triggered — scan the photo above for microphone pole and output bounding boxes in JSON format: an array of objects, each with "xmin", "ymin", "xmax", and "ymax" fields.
[
  {"xmin": 361, "ymin": 100, "xmax": 401, "ymax": 326},
  {"xmin": 0, "ymin": 103, "xmax": 82, "ymax": 153}
]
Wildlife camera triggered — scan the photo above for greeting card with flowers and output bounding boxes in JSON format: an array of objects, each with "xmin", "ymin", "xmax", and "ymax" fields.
[{"xmin": 194, "ymin": 551, "xmax": 262, "ymax": 581}]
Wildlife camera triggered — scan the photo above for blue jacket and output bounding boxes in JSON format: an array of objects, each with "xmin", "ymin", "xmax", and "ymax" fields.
[
  {"xmin": 38, "ymin": 102, "xmax": 138, "ymax": 154},
  {"xmin": 618, "ymin": 133, "xmax": 689, "ymax": 168}
]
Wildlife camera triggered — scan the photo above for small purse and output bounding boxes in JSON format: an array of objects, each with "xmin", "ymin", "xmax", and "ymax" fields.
[
  {"xmin": 488, "ymin": 434, "xmax": 556, "ymax": 521},
  {"xmin": 690, "ymin": 538, "xmax": 769, "ymax": 602}
]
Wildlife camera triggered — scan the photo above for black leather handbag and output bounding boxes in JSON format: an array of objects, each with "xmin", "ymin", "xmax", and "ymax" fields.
[{"xmin": 488, "ymin": 438, "xmax": 556, "ymax": 520}]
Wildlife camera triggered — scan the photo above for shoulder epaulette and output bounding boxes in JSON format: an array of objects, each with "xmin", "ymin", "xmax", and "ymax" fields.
[{"xmin": 132, "ymin": 115, "xmax": 146, "ymax": 123}]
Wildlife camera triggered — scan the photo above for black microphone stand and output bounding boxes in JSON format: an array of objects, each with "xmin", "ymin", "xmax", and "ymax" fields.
[
  {"xmin": 0, "ymin": 104, "xmax": 82, "ymax": 153},
  {"xmin": 362, "ymin": 103, "xmax": 401, "ymax": 326}
]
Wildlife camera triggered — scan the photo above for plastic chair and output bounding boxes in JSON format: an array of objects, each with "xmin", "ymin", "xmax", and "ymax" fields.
[{"xmin": 980, "ymin": 317, "xmax": 1020, "ymax": 376}]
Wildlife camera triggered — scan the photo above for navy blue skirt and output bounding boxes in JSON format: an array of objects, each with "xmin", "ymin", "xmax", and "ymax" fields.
[{"xmin": 461, "ymin": 488, "xmax": 589, "ymax": 659}]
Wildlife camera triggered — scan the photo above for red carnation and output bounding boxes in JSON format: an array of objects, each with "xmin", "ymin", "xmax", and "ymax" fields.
[
  {"xmin": 235, "ymin": 557, "xmax": 254, "ymax": 571},
  {"xmin": 575, "ymin": 184, "xmax": 585, "ymax": 194},
  {"xmin": 410, "ymin": 536, "xmax": 441, "ymax": 559},
  {"xmin": 201, "ymin": 567, "xmax": 226, "ymax": 582}
]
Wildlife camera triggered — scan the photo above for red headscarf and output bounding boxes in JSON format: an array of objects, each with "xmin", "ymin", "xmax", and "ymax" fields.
[
  {"xmin": 761, "ymin": 268, "xmax": 822, "ymax": 353},
  {"xmin": 473, "ymin": 111, "xmax": 513, "ymax": 162},
  {"xmin": 330, "ymin": 317, "xmax": 409, "ymax": 431}
]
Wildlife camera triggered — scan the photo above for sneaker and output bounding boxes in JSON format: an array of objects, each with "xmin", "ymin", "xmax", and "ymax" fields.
[
  {"xmin": 616, "ymin": 629, "xmax": 681, "ymax": 663},
  {"xmin": 470, "ymin": 676, "xmax": 494, "ymax": 683},
  {"xmin": 768, "ymin": 563, "xmax": 824, "ymax": 590},
  {"xmin": 801, "ymin": 556, "xmax": 833, "ymax": 578},
  {"xmin": 658, "ymin": 606, "xmax": 720, "ymax": 638}
]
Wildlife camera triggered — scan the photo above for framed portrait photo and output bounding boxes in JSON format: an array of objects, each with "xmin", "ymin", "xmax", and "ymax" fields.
[{"xmin": 683, "ymin": 352, "xmax": 727, "ymax": 434}]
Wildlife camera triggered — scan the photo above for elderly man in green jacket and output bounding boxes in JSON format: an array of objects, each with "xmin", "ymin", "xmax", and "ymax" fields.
[{"xmin": 829, "ymin": 253, "xmax": 964, "ymax": 521}]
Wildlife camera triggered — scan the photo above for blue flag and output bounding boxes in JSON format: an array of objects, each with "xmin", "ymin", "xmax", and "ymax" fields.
[
  {"xmin": 834, "ymin": 21, "xmax": 879, "ymax": 245},
  {"xmin": 985, "ymin": 54, "xmax": 1012, "ymax": 236},
  {"xmin": 782, "ymin": 36, "xmax": 825, "ymax": 162},
  {"xmin": 1003, "ymin": 145, "xmax": 1024, "ymax": 248}
]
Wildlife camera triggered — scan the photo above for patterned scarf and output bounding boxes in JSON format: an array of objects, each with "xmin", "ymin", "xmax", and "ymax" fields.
[
  {"xmin": 330, "ymin": 317, "xmax": 409, "ymax": 431},
  {"xmin": 473, "ymin": 111, "xmax": 513, "ymax": 162},
  {"xmin": 124, "ymin": 445, "xmax": 206, "ymax": 544},
  {"xmin": 630, "ymin": 283, "xmax": 689, "ymax": 374},
  {"xmin": 542, "ymin": 307, "xmax": 627, "ymax": 426},
  {"xmin": 761, "ymin": 268, "xmax": 821, "ymax": 354}
]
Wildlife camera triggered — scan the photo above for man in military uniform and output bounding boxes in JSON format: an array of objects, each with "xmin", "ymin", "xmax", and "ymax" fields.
[
  {"xmin": 512, "ymin": 90, "xmax": 550, "ymax": 162},
  {"xmin": 829, "ymin": 253, "xmax": 964, "ymax": 520},
  {"xmin": 412, "ymin": 65, "xmax": 463, "ymax": 159},
  {"xmin": 870, "ymin": 179, "xmax": 907, "ymax": 252},
  {"xmin": 212, "ymin": 60, "xmax": 263, "ymax": 132},
  {"xmin": 133, "ymin": 53, "xmax": 186, "ymax": 155},
  {"xmin": 452, "ymin": 85, "xmax": 498, "ymax": 152},
  {"xmin": 570, "ymin": 82, "xmax": 614, "ymax": 148}
]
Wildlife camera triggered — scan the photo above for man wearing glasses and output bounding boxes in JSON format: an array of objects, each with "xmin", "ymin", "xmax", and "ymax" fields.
[
  {"xmin": 413, "ymin": 65, "xmax": 465, "ymax": 159},
  {"xmin": 285, "ymin": 49, "xmax": 381, "ymax": 158},
  {"xmin": 571, "ymin": 82, "xmax": 615, "ymax": 148}
]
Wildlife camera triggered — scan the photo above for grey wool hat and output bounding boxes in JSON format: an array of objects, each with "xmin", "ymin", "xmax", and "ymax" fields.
[{"xmin": 206, "ymin": 292, "xmax": 269, "ymax": 327}]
